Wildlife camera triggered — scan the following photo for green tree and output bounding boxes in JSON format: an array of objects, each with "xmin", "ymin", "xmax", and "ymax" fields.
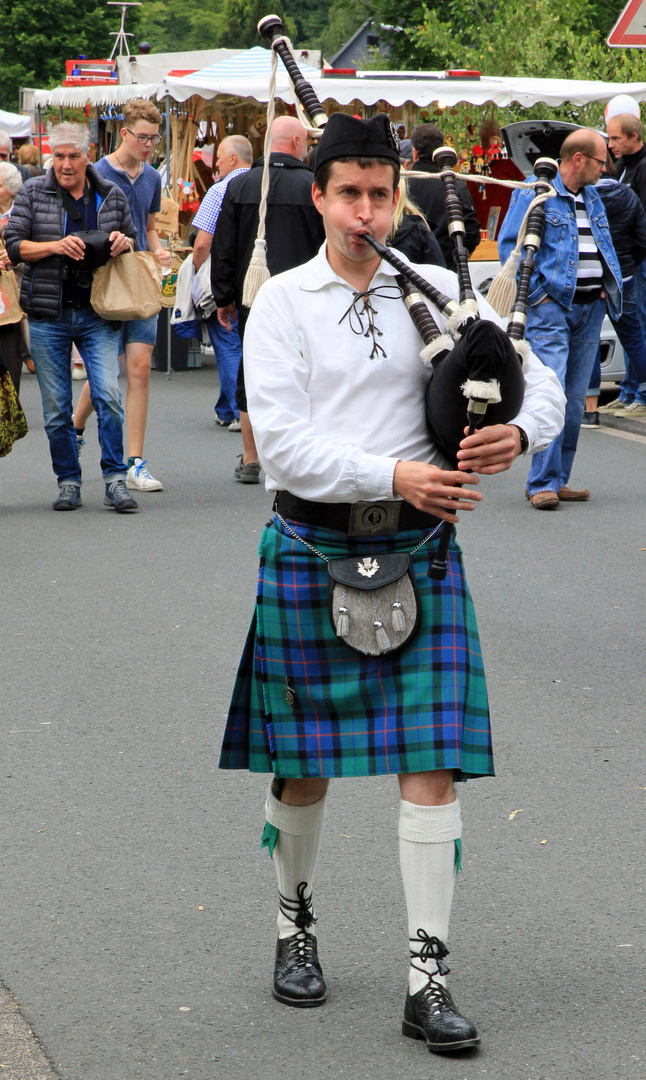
[
  {"xmin": 0, "ymin": 0, "xmax": 139, "ymax": 111},
  {"xmin": 370, "ymin": 0, "xmax": 646, "ymax": 132},
  {"xmin": 137, "ymin": 0, "xmax": 295, "ymax": 53}
]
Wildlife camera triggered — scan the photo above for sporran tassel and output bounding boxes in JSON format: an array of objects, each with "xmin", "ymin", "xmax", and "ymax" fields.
[
  {"xmin": 336, "ymin": 606, "xmax": 350, "ymax": 636},
  {"xmin": 391, "ymin": 601, "xmax": 406, "ymax": 632},
  {"xmin": 374, "ymin": 620, "xmax": 391, "ymax": 652}
]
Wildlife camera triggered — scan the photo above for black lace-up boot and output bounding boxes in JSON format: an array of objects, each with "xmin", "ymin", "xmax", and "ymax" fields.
[
  {"xmin": 402, "ymin": 932, "xmax": 479, "ymax": 1052},
  {"xmin": 272, "ymin": 881, "xmax": 326, "ymax": 1007}
]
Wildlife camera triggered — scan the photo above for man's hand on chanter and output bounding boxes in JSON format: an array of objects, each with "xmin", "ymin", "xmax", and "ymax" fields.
[
  {"xmin": 393, "ymin": 460, "xmax": 481, "ymax": 523},
  {"xmin": 456, "ymin": 424, "xmax": 521, "ymax": 475}
]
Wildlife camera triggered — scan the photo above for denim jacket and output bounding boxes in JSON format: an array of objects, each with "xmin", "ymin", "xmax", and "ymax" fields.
[{"xmin": 498, "ymin": 170, "xmax": 622, "ymax": 320}]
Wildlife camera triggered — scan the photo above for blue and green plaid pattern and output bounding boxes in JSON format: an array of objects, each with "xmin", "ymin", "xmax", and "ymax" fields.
[{"xmin": 219, "ymin": 517, "xmax": 493, "ymax": 780}]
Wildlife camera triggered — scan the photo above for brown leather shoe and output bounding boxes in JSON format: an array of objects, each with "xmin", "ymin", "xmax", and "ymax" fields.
[
  {"xmin": 558, "ymin": 486, "xmax": 590, "ymax": 501},
  {"xmin": 525, "ymin": 490, "xmax": 559, "ymax": 510}
]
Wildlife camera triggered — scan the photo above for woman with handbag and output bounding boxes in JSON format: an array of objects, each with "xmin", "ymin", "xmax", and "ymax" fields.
[
  {"xmin": 0, "ymin": 162, "xmax": 28, "ymax": 393},
  {"xmin": 72, "ymin": 99, "xmax": 171, "ymax": 493}
]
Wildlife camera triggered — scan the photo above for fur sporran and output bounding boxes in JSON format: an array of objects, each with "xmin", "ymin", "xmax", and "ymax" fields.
[{"xmin": 328, "ymin": 553, "xmax": 421, "ymax": 657}]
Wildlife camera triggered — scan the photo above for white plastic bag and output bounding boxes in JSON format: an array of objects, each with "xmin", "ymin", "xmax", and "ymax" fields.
[{"xmin": 191, "ymin": 254, "xmax": 217, "ymax": 319}]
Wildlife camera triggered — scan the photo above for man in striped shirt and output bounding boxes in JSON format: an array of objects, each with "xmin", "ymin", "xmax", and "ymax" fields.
[{"xmin": 499, "ymin": 130, "xmax": 622, "ymax": 509}]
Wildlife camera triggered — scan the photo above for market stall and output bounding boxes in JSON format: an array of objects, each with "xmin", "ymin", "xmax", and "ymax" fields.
[{"xmin": 0, "ymin": 108, "xmax": 31, "ymax": 139}]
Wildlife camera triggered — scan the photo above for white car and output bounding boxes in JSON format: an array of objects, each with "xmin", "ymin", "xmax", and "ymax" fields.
[{"xmin": 468, "ymin": 120, "xmax": 625, "ymax": 383}]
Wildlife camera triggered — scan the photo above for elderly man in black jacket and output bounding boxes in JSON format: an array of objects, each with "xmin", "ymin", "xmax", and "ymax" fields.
[
  {"xmin": 5, "ymin": 122, "xmax": 138, "ymax": 512},
  {"xmin": 407, "ymin": 124, "xmax": 481, "ymax": 270},
  {"xmin": 211, "ymin": 115, "xmax": 325, "ymax": 483}
]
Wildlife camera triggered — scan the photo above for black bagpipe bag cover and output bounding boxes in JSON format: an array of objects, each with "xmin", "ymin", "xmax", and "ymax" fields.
[{"xmin": 425, "ymin": 319, "xmax": 526, "ymax": 464}]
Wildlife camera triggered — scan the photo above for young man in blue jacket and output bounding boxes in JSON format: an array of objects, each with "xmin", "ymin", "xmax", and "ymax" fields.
[{"xmin": 498, "ymin": 128, "xmax": 622, "ymax": 509}]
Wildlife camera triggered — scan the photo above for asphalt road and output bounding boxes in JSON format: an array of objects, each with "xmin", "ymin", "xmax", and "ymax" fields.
[{"xmin": 1, "ymin": 361, "xmax": 644, "ymax": 1080}]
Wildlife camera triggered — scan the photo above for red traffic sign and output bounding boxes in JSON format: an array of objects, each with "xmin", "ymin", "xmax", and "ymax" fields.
[{"xmin": 608, "ymin": 0, "xmax": 646, "ymax": 46}]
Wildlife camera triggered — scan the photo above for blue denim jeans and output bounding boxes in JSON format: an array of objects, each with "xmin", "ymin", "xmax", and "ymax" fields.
[
  {"xmin": 206, "ymin": 315, "xmax": 242, "ymax": 423},
  {"xmin": 29, "ymin": 306, "xmax": 126, "ymax": 486},
  {"xmin": 616, "ymin": 267, "xmax": 646, "ymax": 403},
  {"xmin": 526, "ymin": 296, "xmax": 606, "ymax": 495},
  {"xmin": 588, "ymin": 276, "xmax": 646, "ymax": 401}
]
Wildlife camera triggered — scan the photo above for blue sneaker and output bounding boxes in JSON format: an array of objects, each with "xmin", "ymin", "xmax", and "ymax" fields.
[
  {"xmin": 53, "ymin": 483, "xmax": 82, "ymax": 511},
  {"xmin": 104, "ymin": 479, "xmax": 138, "ymax": 512}
]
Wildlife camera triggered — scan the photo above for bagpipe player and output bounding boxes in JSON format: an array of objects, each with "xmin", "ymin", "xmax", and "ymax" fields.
[{"xmin": 218, "ymin": 113, "xmax": 565, "ymax": 1054}]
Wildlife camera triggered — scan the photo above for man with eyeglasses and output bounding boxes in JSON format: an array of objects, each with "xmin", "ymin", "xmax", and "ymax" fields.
[
  {"xmin": 499, "ymin": 128, "xmax": 621, "ymax": 509},
  {"xmin": 72, "ymin": 98, "xmax": 171, "ymax": 493}
]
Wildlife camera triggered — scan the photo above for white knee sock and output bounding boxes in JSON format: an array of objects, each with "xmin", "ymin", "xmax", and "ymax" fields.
[
  {"xmin": 398, "ymin": 798, "xmax": 462, "ymax": 994},
  {"xmin": 265, "ymin": 788, "xmax": 327, "ymax": 939}
]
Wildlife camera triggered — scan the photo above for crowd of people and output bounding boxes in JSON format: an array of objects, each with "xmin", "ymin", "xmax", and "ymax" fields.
[
  {"xmin": 1, "ymin": 100, "xmax": 170, "ymax": 510},
  {"xmin": 2, "ymin": 101, "xmax": 644, "ymax": 518}
]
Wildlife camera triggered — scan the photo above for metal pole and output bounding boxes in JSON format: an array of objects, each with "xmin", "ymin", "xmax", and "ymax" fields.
[
  {"xmin": 165, "ymin": 93, "xmax": 173, "ymax": 378},
  {"xmin": 96, "ymin": 106, "xmax": 102, "ymax": 158},
  {"xmin": 37, "ymin": 105, "xmax": 43, "ymax": 168}
]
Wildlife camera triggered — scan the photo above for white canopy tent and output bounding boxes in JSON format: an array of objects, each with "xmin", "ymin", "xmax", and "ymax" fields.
[
  {"xmin": 159, "ymin": 50, "xmax": 646, "ymax": 110},
  {"xmin": 0, "ymin": 107, "xmax": 31, "ymax": 138},
  {"xmin": 33, "ymin": 83, "xmax": 160, "ymax": 108}
]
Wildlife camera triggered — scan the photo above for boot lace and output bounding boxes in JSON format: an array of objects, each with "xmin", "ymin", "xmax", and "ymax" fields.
[
  {"xmin": 279, "ymin": 881, "xmax": 318, "ymax": 970},
  {"xmin": 410, "ymin": 930, "xmax": 453, "ymax": 1012}
]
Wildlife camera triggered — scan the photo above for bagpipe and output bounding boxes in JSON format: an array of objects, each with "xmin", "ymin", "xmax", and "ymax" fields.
[{"xmin": 257, "ymin": 14, "xmax": 558, "ymax": 578}]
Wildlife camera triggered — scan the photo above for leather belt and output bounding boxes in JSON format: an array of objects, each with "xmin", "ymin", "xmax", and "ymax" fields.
[
  {"xmin": 62, "ymin": 299, "xmax": 91, "ymax": 310},
  {"xmin": 275, "ymin": 491, "xmax": 441, "ymax": 537}
]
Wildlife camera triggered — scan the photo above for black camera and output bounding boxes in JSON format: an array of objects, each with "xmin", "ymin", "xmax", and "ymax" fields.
[{"xmin": 62, "ymin": 230, "xmax": 112, "ymax": 289}]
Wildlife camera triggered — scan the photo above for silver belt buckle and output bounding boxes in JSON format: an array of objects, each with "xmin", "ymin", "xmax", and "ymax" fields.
[{"xmin": 348, "ymin": 500, "xmax": 401, "ymax": 537}]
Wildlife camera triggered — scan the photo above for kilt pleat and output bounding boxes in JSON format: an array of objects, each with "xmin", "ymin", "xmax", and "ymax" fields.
[{"xmin": 219, "ymin": 516, "xmax": 494, "ymax": 780}]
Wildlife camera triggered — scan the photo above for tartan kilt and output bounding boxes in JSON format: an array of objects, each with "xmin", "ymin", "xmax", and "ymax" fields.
[{"xmin": 219, "ymin": 515, "xmax": 494, "ymax": 780}]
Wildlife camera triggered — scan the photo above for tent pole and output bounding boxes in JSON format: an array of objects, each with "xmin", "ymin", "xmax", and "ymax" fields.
[
  {"xmin": 37, "ymin": 106, "xmax": 43, "ymax": 168},
  {"xmin": 164, "ymin": 92, "xmax": 173, "ymax": 379}
]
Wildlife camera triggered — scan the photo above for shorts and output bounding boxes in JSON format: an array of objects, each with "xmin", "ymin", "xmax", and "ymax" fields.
[{"xmin": 117, "ymin": 313, "xmax": 159, "ymax": 353}]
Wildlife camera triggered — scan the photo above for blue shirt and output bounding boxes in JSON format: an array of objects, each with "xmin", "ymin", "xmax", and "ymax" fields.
[
  {"xmin": 94, "ymin": 157, "xmax": 161, "ymax": 252},
  {"xmin": 192, "ymin": 168, "xmax": 249, "ymax": 234}
]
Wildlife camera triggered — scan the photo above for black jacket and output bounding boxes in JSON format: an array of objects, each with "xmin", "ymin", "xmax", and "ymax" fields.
[
  {"xmin": 5, "ymin": 164, "xmax": 136, "ymax": 320},
  {"xmin": 407, "ymin": 159, "xmax": 481, "ymax": 269},
  {"xmin": 210, "ymin": 152, "xmax": 325, "ymax": 311},
  {"xmin": 616, "ymin": 144, "xmax": 646, "ymax": 211},
  {"xmin": 596, "ymin": 176, "xmax": 646, "ymax": 278},
  {"xmin": 390, "ymin": 214, "xmax": 446, "ymax": 267}
]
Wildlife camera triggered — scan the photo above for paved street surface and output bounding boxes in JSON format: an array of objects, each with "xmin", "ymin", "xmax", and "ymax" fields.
[{"xmin": 1, "ymin": 361, "xmax": 644, "ymax": 1080}]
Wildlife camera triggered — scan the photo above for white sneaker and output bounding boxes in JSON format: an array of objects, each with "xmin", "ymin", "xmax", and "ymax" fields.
[
  {"xmin": 72, "ymin": 364, "xmax": 87, "ymax": 381},
  {"xmin": 228, "ymin": 419, "xmax": 241, "ymax": 431},
  {"xmin": 126, "ymin": 459, "xmax": 163, "ymax": 491}
]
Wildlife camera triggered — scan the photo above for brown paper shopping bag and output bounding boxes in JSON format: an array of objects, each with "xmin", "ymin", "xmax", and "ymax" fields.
[{"xmin": 91, "ymin": 251, "xmax": 163, "ymax": 321}]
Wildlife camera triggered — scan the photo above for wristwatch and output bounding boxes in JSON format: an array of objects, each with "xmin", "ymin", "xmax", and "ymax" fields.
[{"xmin": 514, "ymin": 426, "xmax": 529, "ymax": 455}]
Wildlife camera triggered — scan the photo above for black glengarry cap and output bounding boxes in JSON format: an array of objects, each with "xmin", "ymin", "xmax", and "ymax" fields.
[{"xmin": 314, "ymin": 112, "xmax": 401, "ymax": 171}]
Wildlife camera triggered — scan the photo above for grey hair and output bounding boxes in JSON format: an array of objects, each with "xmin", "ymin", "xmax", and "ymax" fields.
[
  {"xmin": 48, "ymin": 122, "xmax": 91, "ymax": 155},
  {"xmin": 0, "ymin": 130, "xmax": 11, "ymax": 151},
  {"xmin": 0, "ymin": 161, "xmax": 23, "ymax": 196}
]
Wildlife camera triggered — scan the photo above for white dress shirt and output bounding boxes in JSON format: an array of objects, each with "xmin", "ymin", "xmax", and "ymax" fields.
[{"xmin": 244, "ymin": 243, "xmax": 566, "ymax": 502}]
